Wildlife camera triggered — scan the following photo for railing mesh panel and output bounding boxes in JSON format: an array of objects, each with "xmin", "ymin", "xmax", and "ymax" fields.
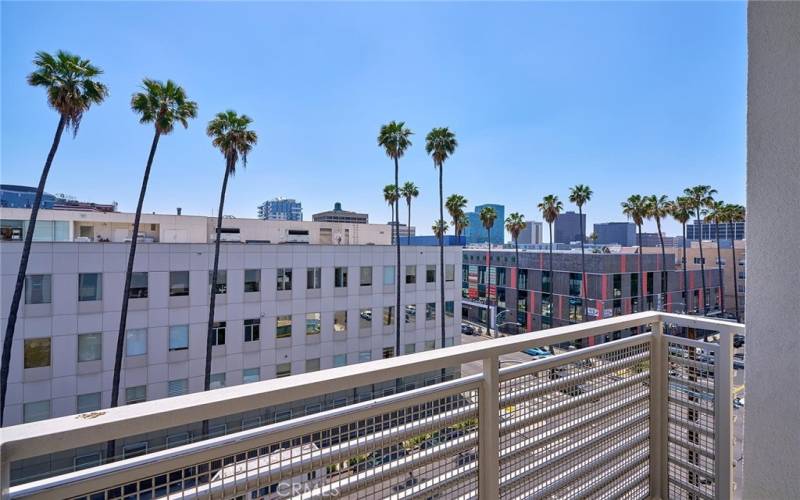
[{"xmin": 497, "ymin": 340, "xmax": 652, "ymax": 500}]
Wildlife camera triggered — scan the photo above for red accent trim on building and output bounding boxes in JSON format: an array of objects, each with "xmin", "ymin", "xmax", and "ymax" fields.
[
  {"xmin": 510, "ymin": 267, "xmax": 517, "ymax": 289},
  {"xmin": 527, "ymin": 312, "xmax": 533, "ymax": 331},
  {"xmin": 620, "ymin": 255, "xmax": 627, "ymax": 273}
]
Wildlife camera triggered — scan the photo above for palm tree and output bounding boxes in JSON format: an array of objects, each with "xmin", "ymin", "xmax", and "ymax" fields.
[
  {"xmin": 479, "ymin": 206, "xmax": 498, "ymax": 337},
  {"xmin": 384, "ymin": 184, "xmax": 400, "ymax": 225},
  {"xmin": 432, "ymin": 219, "xmax": 449, "ymax": 239},
  {"xmin": 683, "ymin": 185, "xmax": 717, "ymax": 314},
  {"xmin": 621, "ymin": 195, "xmax": 648, "ymax": 314},
  {"xmin": 537, "ymin": 195, "xmax": 563, "ymax": 336},
  {"xmin": 704, "ymin": 199, "xmax": 727, "ymax": 315},
  {"xmin": 426, "ymin": 127, "xmax": 458, "ymax": 351},
  {"xmin": 569, "ymin": 185, "xmax": 592, "ymax": 318},
  {"xmin": 446, "ymin": 194, "xmax": 468, "ymax": 239},
  {"xmin": 645, "ymin": 194, "xmax": 671, "ymax": 309},
  {"xmin": 589, "ymin": 231, "xmax": 598, "ymax": 244},
  {"xmin": 111, "ymin": 80, "xmax": 197, "ymax": 414},
  {"xmin": 504, "ymin": 213, "xmax": 527, "ymax": 269},
  {"xmin": 668, "ymin": 197, "xmax": 693, "ymax": 313},
  {"xmin": 725, "ymin": 204, "xmax": 745, "ymax": 322},
  {"xmin": 1, "ymin": 51, "xmax": 108, "ymax": 424},
  {"xmin": 378, "ymin": 121, "xmax": 413, "ymax": 357},
  {"xmin": 205, "ymin": 111, "xmax": 257, "ymax": 407},
  {"xmin": 400, "ymin": 182, "xmax": 419, "ymax": 244}
]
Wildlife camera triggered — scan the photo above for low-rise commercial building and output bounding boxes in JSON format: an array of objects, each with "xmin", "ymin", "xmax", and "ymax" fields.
[{"xmin": 311, "ymin": 202, "xmax": 368, "ymax": 224}]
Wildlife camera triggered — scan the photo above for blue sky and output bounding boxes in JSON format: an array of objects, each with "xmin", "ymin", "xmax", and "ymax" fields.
[{"xmin": 1, "ymin": 1, "xmax": 746, "ymax": 239}]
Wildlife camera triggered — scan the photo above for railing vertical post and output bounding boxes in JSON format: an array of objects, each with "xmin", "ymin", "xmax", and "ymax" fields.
[
  {"xmin": 649, "ymin": 319, "xmax": 669, "ymax": 498},
  {"xmin": 715, "ymin": 328, "xmax": 734, "ymax": 499},
  {"xmin": 1, "ymin": 452, "xmax": 10, "ymax": 500},
  {"xmin": 479, "ymin": 354, "xmax": 500, "ymax": 498}
]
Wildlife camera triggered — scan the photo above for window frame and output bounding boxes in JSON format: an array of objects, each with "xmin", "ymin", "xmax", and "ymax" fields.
[
  {"xmin": 78, "ymin": 273, "xmax": 103, "ymax": 302},
  {"xmin": 24, "ymin": 337, "xmax": 51, "ymax": 369},
  {"xmin": 77, "ymin": 332, "xmax": 102, "ymax": 362},
  {"xmin": 244, "ymin": 269, "xmax": 261, "ymax": 293},
  {"xmin": 169, "ymin": 271, "xmax": 190, "ymax": 297},
  {"xmin": 244, "ymin": 318, "xmax": 261, "ymax": 342},
  {"xmin": 24, "ymin": 274, "xmax": 52, "ymax": 304},
  {"xmin": 168, "ymin": 325, "xmax": 189, "ymax": 351},
  {"xmin": 277, "ymin": 268, "xmax": 292, "ymax": 291}
]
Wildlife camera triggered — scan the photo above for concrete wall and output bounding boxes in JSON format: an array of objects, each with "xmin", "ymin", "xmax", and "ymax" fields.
[{"xmin": 745, "ymin": 2, "xmax": 800, "ymax": 497}]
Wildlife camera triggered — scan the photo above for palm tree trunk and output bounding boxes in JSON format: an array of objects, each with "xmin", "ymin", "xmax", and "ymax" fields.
[
  {"xmin": 106, "ymin": 128, "xmax": 160, "ymax": 459},
  {"xmin": 637, "ymin": 225, "xmax": 644, "ymax": 310},
  {"xmin": 696, "ymin": 211, "xmax": 707, "ymax": 314},
  {"xmin": 578, "ymin": 205, "xmax": 587, "ymax": 320},
  {"xmin": 487, "ymin": 229, "xmax": 492, "ymax": 338},
  {"xmin": 654, "ymin": 218, "xmax": 667, "ymax": 311},
  {"xmin": 547, "ymin": 223, "xmax": 554, "ymax": 355},
  {"xmin": 407, "ymin": 200, "xmax": 412, "ymax": 245},
  {"xmin": 394, "ymin": 158, "xmax": 401, "ymax": 359},
  {"xmin": 438, "ymin": 166, "xmax": 446, "ymax": 367},
  {"xmin": 715, "ymin": 222, "xmax": 725, "ymax": 315},
  {"xmin": 0, "ymin": 114, "xmax": 66, "ymax": 425},
  {"xmin": 682, "ymin": 222, "xmax": 689, "ymax": 313},
  {"xmin": 203, "ymin": 159, "xmax": 231, "ymax": 436},
  {"xmin": 729, "ymin": 222, "xmax": 741, "ymax": 322}
]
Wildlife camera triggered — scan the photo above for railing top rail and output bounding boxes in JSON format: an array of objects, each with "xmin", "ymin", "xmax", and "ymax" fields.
[{"xmin": 659, "ymin": 312, "xmax": 744, "ymax": 334}]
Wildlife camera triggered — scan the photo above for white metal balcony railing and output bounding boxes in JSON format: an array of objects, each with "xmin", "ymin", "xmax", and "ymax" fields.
[{"xmin": 0, "ymin": 311, "xmax": 742, "ymax": 500}]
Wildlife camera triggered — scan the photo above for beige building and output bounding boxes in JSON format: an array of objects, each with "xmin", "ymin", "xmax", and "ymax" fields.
[{"xmin": 0, "ymin": 208, "xmax": 391, "ymax": 245}]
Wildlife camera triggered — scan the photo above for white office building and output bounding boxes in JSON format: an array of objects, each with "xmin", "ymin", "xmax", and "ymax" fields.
[{"xmin": 0, "ymin": 241, "xmax": 461, "ymax": 428}]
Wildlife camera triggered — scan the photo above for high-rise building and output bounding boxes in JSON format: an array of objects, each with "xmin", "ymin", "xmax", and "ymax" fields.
[
  {"xmin": 0, "ymin": 239, "xmax": 462, "ymax": 427},
  {"xmin": 553, "ymin": 211, "xmax": 586, "ymax": 244},
  {"xmin": 0, "ymin": 184, "xmax": 56, "ymax": 209},
  {"xmin": 463, "ymin": 203, "xmax": 505, "ymax": 245},
  {"xmin": 312, "ymin": 202, "xmax": 368, "ymax": 224},
  {"xmin": 593, "ymin": 222, "xmax": 636, "ymax": 246},
  {"xmin": 518, "ymin": 221, "xmax": 543, "ymax": 244},
  {"xmin": 256, "ymin": 198, "xmax": 303, "ymax": 221},
  {"xmin": 686, "ymin": 220, "xmax": 745, "ymax": 241}
]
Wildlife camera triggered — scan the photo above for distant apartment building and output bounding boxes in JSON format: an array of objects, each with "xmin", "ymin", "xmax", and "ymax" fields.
[
  {"xmin": 0, "ymin": 241, "xmax": 462, "ymax": 428},
  {"xmin": 461, "ymin": 248, "xmax": 721, "ymax": 335},
  {"xmin": 686, "ymin": 220, "xmax": 745, "ymax": 241},
  {"xmin": 256, "ymin": 198, "xmax": 303, "ymax": 221},
  {"xmin": 518, "ymin": 221, "xmax": 543, "ymax": 245},
  {"xmin": 311, "ymin": 202, "xmax": 368, "ymax": 224},
  {"xmin": 640, "ymin": 232, "xmax": 679, "ymax": 248},
  {"xmin": 0, "ymin": 208, "xmax": 390, "ymax": 245},
  {"xmin": 388, "ymin": 221, "xmax": 415, "ymax": 244},
  {"xmin": 593, "ymin": 222, "xmax": 636, "ymax": 246},
  {"xmin": 463, "ymin": 204, "xmax": 505, "ymax": 245},
  {"xmin": 554, "ymin": 211, "xmax": 586, "ymax": 244}
]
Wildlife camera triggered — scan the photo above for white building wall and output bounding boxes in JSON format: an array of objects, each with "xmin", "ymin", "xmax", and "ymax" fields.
[
  {"xmin": 0, "ymin": 242, "xmax": 461, "ymax": 426},
  {"xmin": 745, "ymin": 2, "xmax": 800, "ymax": 497}
]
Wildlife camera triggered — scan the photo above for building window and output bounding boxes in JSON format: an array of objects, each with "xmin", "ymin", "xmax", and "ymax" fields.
[
  {"xmin": 693, "ymin": 257, "xmax": 706, "ymax": 265},
  {"xmin": 542, "ymin": 271, "xmax": 551, "ymax": 294},
  {"xmin": 306, "ymin": 267, "xmax": 322, "ymax": 289},
  {"xmin": 212, "ymin": 322, "xmax": 226, "ymax": 346},
  {"xmin": 25, "ymin": 274, "xmax": 51, "ymax": 304},
  {"xmin": 359, "ymin": 308, "xmax": 372, "ymax": 329},
  {"xmin": 244, "ymin": 269, "xmax": 261, "ymax": 292},
  {"xmin": 78, "ymin": 273, "xmax": 102, "ymax": 302},
  {"xmin": 123, "ymin": 442, "xmax": 148, "ymax": 459},
  {"xmin": 518, "ymin": 269, "xmax": 529, "ymax": 290},
  {"xmin": 445, "ymin": 264, "xmax": 455, "ymax": 282},
  {"xmin": 426, "ymin": 265, "xmax": 436, "ymax": 283},
  {"xmin": 276, "ymin": 315, "xmax": 292, "ymax": 338},
  {"xmin": 76, "ymin": 393, "xmax": 101, "ymax": 413},
  {"xmin": 383, "ymin": 306, "xmax": 394, "ymax": 326},
  {"xmin": 426, "ymin": 302, "xmax": 436, "ymax": 321},
  {"xmin": 424, "ymin": 340, "xmax": 435, "ymax": 351},
  {"xmin": 541, "ymin": 294, "xmax": 552, "ymax": 321},
  {"xmin": 169, "ymin": 325, "xmax": 189, "ymax": 351},
  {"xmin": 77, "ymin": 333, "xmax": 102, "ymax": 362},
  {"xmin": 207, "ymin": 424, "xmax": 227, "ymax": 438},
  {"xmin": 496, "ymin": 267, "xmax": 507, "ymax": 287},
  {"xmin": 168, "ymin": 379, "xmax": 188, "ymax": 397},
  {"xmin": 243, "ymin": 368, "xmax": 260, "ymax": 383},
  {"xmin": 405, "ymin": 305, "xmax": 416, "ymax": 324},
  {"xmin": 169, "ymin": 271, "xmax": 190, "ymax": 296},
  {"xmin": 360, "ymin": 266, "xmax": 373, "ymax": 286},
  {"xmin": 568, "ymin": 273, "xmax": 582, "ymax": 297},
  {"xmin": 209, "ymin": 270, "xmax": 227, "ymax": 294},
  {"xmin": 630, "ymin": 274, "xmax": 639, "ymax": 301},
  {"xmin": 305, "ymin": 358, "xmax": 320, "ymax": 372},
  {"xmin": 444, "ymin": 337, "xmax": 455, "ymax": 347},
  {"xmin": 569, "ymin": 298, "xmax": 583, "ymax": 323},
  {"xmin": 74, "ymin": 451, "xmax": 102, "ymax": 471},
  {"xmin": 445, "ymin": 301, "xmax": 454, "ymax": 318},
  {"xmin": 276, "ymin": 363, "xmax": 291, "ymax": 378},
  {"xmin": 333, "ymin": 354, "xmax": 347, "ymax": 367},
  {"xmin": 335, "ymin": 267, "xmax": 348, "ymax": 288},
  {"xmin": 23, "ymin": 400, "xmax": 50, "ymax": 423},
  {"xmin": 306, "ymin": 312, "xmax": 321, "ymax": 335},
  {"xmin": 166, "ymin": 433, "xmax": 191, "ymax": 448},
  {"xmin": 405, "ymin": 265, "xmax": 417, "ymax": 284},
  {"xmin": 383, "ymin": 266, "xmax": 395, "ymax": 285},
  {"xmin": 405, "ymin": 343, "xmax": 416, "ymax": 354},
  {"xmin": 277, "ymin": 268, "xmax": 292, "ymax": 291},
  {"xmin": 130, "ymin": 272, "xmax": 148, "ymax": 298},
  {"xmin": 274, "ymin": 410, "xmax": 292, "ymax": 422},
  {"xmin": 244, "ymin": 319, "xmax": 260, "ymax": 342},
  {"xmin": 126, "ymin": 385, "xmax": 147, "ymax": 405},
  {"xmin": 382, "ymin": 347, "xmax": 395, "ymax": 359},
  {"xmin": 358, "ymin": 351, "xmax": 372, "ymax": 363},
  {"xmin": 334, "ymin": 311, "xmax": 347, "ymax": 333},
  {"xmin": 210, "ymin": 373, "xmax": 226, "ymax": 389},
  {"xmin": 126, "ymin": 329, "xmax": 147, "ymax": 357}
]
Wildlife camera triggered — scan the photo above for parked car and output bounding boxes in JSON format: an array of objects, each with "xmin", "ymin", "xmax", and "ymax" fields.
[
  {"xmin": 733, "ymin": 334, "xmax": 745, "ymax": 348},
  {"xmin": 522, "ymin": 347, "xmax": 551, "ymax": 358},
  {"xmin": 461, "ymin": 323, "xmax": 476, "ymax": 335},
  {"xmin": 733, "ymin": 396, "xmax": 745, "ymax": 409}
]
